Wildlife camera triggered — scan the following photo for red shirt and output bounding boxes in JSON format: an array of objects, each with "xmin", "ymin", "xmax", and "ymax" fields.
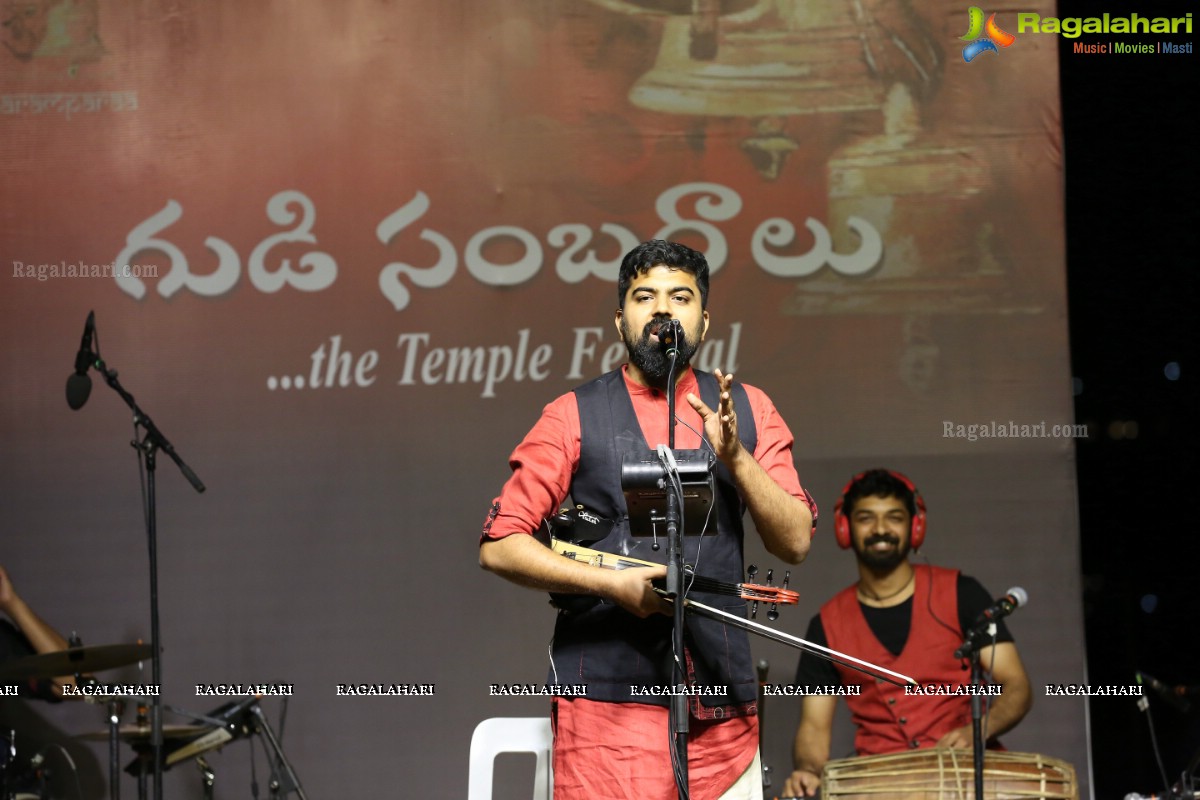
[
  {"xmin": 483, "ymin": 366, "xmax": 814, "ymax": 541},
  {"xmin": 483, "ymin": 366, "xmax": 815, "ymax": 799}
]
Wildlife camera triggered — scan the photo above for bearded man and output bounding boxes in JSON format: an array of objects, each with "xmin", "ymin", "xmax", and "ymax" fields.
[{"xmin": 480, "ymin": 239, "xmax": 816, "ymax": 800}]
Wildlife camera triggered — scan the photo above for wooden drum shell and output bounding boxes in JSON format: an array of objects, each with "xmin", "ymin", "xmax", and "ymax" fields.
[{"xmin": 821, "ymin": 750, "xmax": 1078, "ymax": 800}]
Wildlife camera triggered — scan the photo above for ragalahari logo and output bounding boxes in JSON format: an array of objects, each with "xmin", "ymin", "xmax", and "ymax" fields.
[{"xmin": 960, "ymin": 7, "xmax": 1016, "ymax": 62}]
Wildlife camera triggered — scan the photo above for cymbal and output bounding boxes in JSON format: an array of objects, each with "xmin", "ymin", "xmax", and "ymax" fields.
[
  {"xmin": 76, "ymin": 724, "xmax": 209, "ymax": 743},
  {"xmin": 0, "ymin": 643, "xmax": 152, "ymax": 680}
]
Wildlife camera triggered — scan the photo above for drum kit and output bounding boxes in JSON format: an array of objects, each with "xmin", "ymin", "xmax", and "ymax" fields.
[{"xmin": 0, "ymin": 643, "xmax": 303, "ymax": 800}]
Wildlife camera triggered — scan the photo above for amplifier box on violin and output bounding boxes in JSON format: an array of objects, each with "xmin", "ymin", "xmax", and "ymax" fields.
[{"xmin": 621, "ymin": 448, "xmax": 715, "ymax": 537}]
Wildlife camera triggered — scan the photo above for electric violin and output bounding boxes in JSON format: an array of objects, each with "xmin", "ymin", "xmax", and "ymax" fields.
[{"xmin": 550, "ymin": 538, "xmax": 798, "ymax": 607}]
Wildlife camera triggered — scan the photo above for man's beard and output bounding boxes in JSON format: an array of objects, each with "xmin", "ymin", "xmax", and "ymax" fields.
[
  {"xmin": 853, "ymin": 533, "xmax": 911, "ymax": 572},
  {"xmin": 623, "ymin": 317, "xmax": 701, "ymax": 388}
]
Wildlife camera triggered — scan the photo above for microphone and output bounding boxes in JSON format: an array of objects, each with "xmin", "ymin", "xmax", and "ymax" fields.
[
  {"xmin": 955, "ymin": 587, "xmax": 1027, "ymax": 658},
  {"xmin": 973, "ymin": 587, "xmax": 1028, "ymax": 626},
  {"xmin": 658, "ymin": 319, "xmax": 682, "ymax": 356},
  {"xmin": 66, "ymin": 310, "xmax": 96, "ymax": 410},
  {"xmin": 1138, "ymin": 671, "xmax": 1192, "ymax": 714}
]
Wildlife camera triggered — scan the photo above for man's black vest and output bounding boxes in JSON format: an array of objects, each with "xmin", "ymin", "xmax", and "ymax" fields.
[{"xmin": 548, "ymin": 368, "xmax": 759, "ymax": 709}]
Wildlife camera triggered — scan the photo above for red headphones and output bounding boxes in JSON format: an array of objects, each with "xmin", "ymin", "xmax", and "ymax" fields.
[{"xmin": 833, "ymin": 469, "xmax": 927, "ymax": 550}]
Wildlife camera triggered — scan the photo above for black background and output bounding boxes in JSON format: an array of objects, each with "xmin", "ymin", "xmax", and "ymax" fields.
[{"xmin": 1059, "ymin": 0, "xmax": 1199, "ymax": 794}]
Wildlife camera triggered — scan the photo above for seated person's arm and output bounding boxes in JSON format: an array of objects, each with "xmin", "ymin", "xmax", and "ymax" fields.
[
  {"xmin": 782, "ymin": 693, "xmax": 837, "ymax": 798},
  {"xmin": 936, "ymin": 641, "xmax": 1032, "ymax": 747},
  {"xmin": 0, "ymin": 563, "xmax": 76, "ymax": 696}
]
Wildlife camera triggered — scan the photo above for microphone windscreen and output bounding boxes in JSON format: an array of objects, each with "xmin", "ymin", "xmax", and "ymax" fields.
[{"xmin": 66, "ymin": 373, "xmax": 92, "ymax": 410}]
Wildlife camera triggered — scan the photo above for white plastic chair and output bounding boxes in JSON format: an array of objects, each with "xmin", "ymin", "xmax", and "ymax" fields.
[{"xmin": 467, "ymin": 717, "xmax": 553, "ymax": 800}]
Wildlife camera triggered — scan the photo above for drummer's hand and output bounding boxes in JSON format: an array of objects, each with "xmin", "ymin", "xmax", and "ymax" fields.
[
  {"xmin": 0, "ymin": 564, "xmax": 18, "ymax": 612},
  {"xmin": 782, "ymin": 768, "xmax": 821, "ymax": 798},
  {"xmin": 936, "ymin": 725, "xmax": 973, "ymax": 749}
]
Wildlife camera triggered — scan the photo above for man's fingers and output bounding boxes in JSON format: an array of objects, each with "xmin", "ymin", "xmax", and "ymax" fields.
[
  {"xmin": 610, "ymin": 566, "xmax": 672, "ymax": 617},
  {"xmin": 686, "ymin": 392, "xmax": 713, "ymax": 417},
  {"xmin": 783, "ymin": 769, "xmax": 822, "ymax": 798},
  {"xmin": 641, "ymin": 566, "xmax": 672, "ymax": 616}
]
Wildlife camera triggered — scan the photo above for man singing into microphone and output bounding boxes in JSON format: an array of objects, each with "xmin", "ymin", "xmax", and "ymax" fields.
[
  {"xmin": 781, "ymin": 469, "xmax": 1032, "ymax": 798},
  {"xmin": 480, "ymin": 239, "xmax": 816, "ymax": 800}
]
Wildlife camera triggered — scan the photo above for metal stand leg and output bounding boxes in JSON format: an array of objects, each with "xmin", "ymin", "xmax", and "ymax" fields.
[
  {"xmin": 107, "ymin": 698, "xmax": 124, "ymax": 800},
  {"xmin": 196, "ymin": 756, "xmax": 215, "ymax": 800},
  {"xmin": 247, "ymin": 705, "xmax": 308, "ymax": 800}
]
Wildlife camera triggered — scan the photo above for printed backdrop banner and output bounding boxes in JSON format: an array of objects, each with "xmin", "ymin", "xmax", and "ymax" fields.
[{"xmin": 2, "ymin": 1, "xmax": 1086, "ymax": 797}]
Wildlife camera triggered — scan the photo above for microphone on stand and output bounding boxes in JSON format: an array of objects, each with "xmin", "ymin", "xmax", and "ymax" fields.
[
  {"xmin": 955, "ymin": 588, "xmax": 1028, "ymax": 659},
  {"xmin": 658, "ymin": 319, "xmax": 682, "ymax": 356},
  {"xmin": 972, "ymin": 587, "xmax": 1028, "ymax": 625},
  {"xmin": 66, "ymin": 310, "xmax": 96, "ymax": 410},
  {"xmin": 1138, "ymin": 671, "xmax": 1192, "ymax": 714}
]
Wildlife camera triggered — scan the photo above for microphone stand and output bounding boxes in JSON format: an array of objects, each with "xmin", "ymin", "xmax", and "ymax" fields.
[
  {"xmin": 662, "ymin": 331, "xmax": 689, "ymax": 800},
  {"xmin": 968, "ymin": 646, "xmax": 985, "ymax": 800},
  {"xmin": 87, "ymin": 345, "xmax": 206, "ymax": 800},
  {"xmin": 756, "ymin": 660, "xmax": 772, "ymax": 793},
  {"xmin": 646, "ymin": 321, "xmax": 915, "ymax": 797},
  {"xmin": 954, "ymin": 622, "xmax": 995, "ymax": 800}
]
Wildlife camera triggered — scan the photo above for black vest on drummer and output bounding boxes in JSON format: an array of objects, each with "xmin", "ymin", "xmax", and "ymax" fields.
[{"xmin": 548, "ymin": 367, "xmax": 759, "ymax": 709}]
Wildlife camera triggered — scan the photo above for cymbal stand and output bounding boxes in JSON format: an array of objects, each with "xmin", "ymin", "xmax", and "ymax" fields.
[
  {"xmin": 133, "ymin": 700, "xmax": 149, "ymax": 800},
  {"xmin": 69, "ymin": 651, "xmax": 124, "ymax": 800},
  {"xmin": 105, "ymin": 697, "xmax": 124, "ymax": 800},
  {"xmin": 135, "ymin": 754, "xmax": 148, "ymax": 800},
  {"xmin": 247, "ymin": 705, "xmax": 307, "ymax": 800},
  {"xmin": 196, "ymin": 756, "xmax": 215, "ymax": 800}
]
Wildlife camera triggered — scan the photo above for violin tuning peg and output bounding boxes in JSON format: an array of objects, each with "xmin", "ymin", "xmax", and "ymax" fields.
[
  {"xmin": 782, "ymin": 570, "xmax": 791, "ymax": 590},
  {"xmin": 747, "ymin": 564, "xmax": 758, "ymax": 580},
  {"xmin": 767, "ymin": 570, "xmax": 781, "ymax": 620},
  {"xmin": 750, "ymin": 600, "xmax": 759, "ymax": 620}
]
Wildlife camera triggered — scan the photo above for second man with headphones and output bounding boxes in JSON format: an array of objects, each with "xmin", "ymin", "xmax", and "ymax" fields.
[{"xmin": 781, "ymin": 469, "xmax": 1033, "ymax": 798}]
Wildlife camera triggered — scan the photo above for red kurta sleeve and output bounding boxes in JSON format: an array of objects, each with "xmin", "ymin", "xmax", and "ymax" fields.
[{"xmin": 481, "ymin": 392, "xmax": 581, "ymax": 541}]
